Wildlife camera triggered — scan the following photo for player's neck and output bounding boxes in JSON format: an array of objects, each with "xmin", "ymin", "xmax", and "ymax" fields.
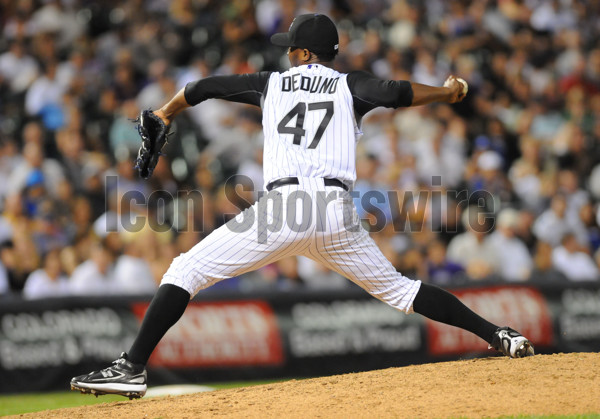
[{"xmin": 298, "ymin": 59, "xmax": 333, "ymax": 68}]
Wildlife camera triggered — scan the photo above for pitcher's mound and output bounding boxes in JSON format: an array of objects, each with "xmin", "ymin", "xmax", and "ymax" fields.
[{"xmin": 22, "ymin": 352, "xmax": 600, "ymax": 418}]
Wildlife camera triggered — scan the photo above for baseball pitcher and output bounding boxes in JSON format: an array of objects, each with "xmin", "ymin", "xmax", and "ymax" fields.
[{"xmin": 71, "ymin": 14, "xmax": 533, "ymax": 399}]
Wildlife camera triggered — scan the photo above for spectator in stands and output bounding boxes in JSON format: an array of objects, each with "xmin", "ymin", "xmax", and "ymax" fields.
[
  {"xmin": 112, "ymin": 238, "xmax": 156, "ymax": 295},
  {"xmin": 514, "ymin": 209, "xmax": 537, "ymax": 251},
  {"xmin": 7, "ymin": 141, "xmax": 65, "ymax": 198},
  {"xmin": 485, "ymin": 208, "xmax": 533, "ymax": 281},
  {"xmin": 0, "ymin": 236, "xmax": 38, "ymax": 293},
  {"xmin": 412, "ymin": 120, "xmax": 466, "ymax": 188},
  {"xmin": 24, "ymin": 59, "xmax": 66, "ymax": 130},
  {"xmin": 509, "ymin": 136, "xmax": 544, "ymax": 212},
  {"xmin": 22, "ymin": 248, "xmax": 69, "ymax": 299},
  {"xmin": 30, "ymin": 197, "xmax": 70, "ymax": 254},
  {"xmin": 68, "ymin": 195, "xmax": 93, "ymax": 241},
  {"xmin": 446, "ymin": 206, "xmax": 495, "ymax": 280},
  {"xmin": 533, "ymin": 194, "xmax": 575, "ymax": 247},
  {"xmin": 425, "ymin": 239, "xmax": 465, "ymax": 286},
  {"xmin": 55, "ymin": 128, "xmax": 89, "ymax": 192},
  {"xmin": 466, "ymin": 150, "xmax": 513, "ymax": 208},
  {"xmin": 122, "ymin": 225, "xmax": 176, "ymax": 285},
  {"xmin": 558, "ymin": 169, "xmax": 589, "ymax": 225},
  {"xmin": 0, "ymin": 40, "xmax": 39, "ymax": 94},
  {"xmin": 69, "ymin": 240, "xmax": 115, "ymax": 295},
  {"xmin": 21, "ymin": 120, "xmax": 46, "ymax": 151},
  {"xmin": 531, "ymin": 241, "xmax": 568, "ymax": 282},
  {"xmin": 110, "ymin": 58, "xmax": 140, "ymax": 102},
  {"xmin": 552, "ymin": 233, "xmax": 599, "ymax": 281},
  {"xmin": 59, "ymin": 246, "xmax": 79, "ymax": 278},
  {"xmin": 22, "ymin": 169, "xmax": 47, "ymax": 218}
]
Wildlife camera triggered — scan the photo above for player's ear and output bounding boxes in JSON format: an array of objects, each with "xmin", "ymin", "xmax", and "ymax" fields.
[{"xmin": 302, "ymin": 49, "xmax": 311, "ymax": 62}]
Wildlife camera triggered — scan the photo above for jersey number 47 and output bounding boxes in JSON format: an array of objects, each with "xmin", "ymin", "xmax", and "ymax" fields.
[{"xmin": 277, "ymin": 101, "xmax": 333, "ymax": 149}]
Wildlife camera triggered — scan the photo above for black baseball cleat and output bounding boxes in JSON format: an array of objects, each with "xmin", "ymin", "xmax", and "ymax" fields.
[
  {"xmin": 489, "ymin": 327, "xmax": 535, "ymax": 358},
  {"xmin": 70, "ymin": 353, "xmax": 147, "ymax": 399}
]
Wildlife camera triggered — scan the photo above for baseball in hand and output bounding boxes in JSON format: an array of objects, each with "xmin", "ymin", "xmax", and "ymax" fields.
[
  {"xmin": 444, "ymin": 76, "xmax": 468, "ymax": 95},
  {"xmin": 456, "ymin": 78, "xmax": 468, "ymax": 95}
]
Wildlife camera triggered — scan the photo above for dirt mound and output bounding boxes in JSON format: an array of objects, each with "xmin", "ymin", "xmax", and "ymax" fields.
[{"xmin": 14, "ymin": 353, "xmax": 600, "ymax": 418}]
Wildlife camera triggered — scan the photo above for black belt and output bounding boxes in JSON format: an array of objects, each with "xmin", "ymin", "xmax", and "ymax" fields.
[{"xmin": 266, "ymin": 177, "xmax": 349, "ymax": 191}]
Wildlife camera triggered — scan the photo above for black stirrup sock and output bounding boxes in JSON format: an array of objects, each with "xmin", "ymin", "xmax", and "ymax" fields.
[
  {"xmin": 412, "ymin": 283, "xmax": 498, "ymax": 344},
  {"xmin": 127, "ymin": 284, "xmax": 191, "ymax": 365}
]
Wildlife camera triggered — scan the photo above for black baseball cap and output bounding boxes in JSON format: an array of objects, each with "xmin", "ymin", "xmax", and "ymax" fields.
[{"xmin": 270, "ymin": 14, "xmax": 339, "ymax": 56}]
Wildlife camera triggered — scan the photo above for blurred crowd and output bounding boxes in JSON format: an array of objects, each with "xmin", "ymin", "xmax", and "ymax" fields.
[{"xmin": 1, "ymin": 0, "xmax": 600, "ymax": 299}]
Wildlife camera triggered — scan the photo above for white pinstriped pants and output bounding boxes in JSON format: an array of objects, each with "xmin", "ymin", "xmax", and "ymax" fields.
[{"xmin": 162, "ymin": 177, "xmax": 421, "ymax": 313}]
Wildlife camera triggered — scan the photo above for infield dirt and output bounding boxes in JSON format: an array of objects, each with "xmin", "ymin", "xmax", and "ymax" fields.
[{"xmin": 10, "ymin": 352, "xmax": 600, "ymax": 418}]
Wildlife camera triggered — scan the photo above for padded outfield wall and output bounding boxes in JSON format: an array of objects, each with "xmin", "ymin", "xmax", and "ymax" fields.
[{"xmin": 1, "ymin": 281, "xmax": 599, "ymax": 393}]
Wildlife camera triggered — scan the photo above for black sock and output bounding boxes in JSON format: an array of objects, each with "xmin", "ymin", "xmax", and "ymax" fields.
[
  {"xmin": 412, "ymin": 283, "xmax": 498, "ymax": 344},
  {"xmin": 128, "ymin": 284, "xmax": 191, "ymax": 365}
]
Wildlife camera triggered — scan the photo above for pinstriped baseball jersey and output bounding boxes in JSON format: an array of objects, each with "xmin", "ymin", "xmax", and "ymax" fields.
[
  {"xmin": 262, "ymin": 64, "xmax": 361, "ymax": 188},
  {"xmin": 167, "ymin": 63, "xmax": 421, "ymax": 313},
  {"xmin": 184, "ymin": 67, "xmax": 412, "ymax": 189}
]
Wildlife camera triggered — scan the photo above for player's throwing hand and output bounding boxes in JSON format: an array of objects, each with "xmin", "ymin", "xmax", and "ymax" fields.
[{"xmin": 443, "ymin": 75, "xmax": 468, "ymax": 103}]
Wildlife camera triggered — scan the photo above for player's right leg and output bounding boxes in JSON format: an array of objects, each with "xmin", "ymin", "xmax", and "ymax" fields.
[
  {"xmin": 71, "ymin": 189, "xmax": 312, "ymax": 397},
  {"xmin": 70, "ymin": 283, "xmax": 190, "ymax": 398}
]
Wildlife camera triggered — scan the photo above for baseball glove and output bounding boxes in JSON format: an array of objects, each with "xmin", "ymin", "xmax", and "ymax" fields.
[{"xmin": 133, "ymin": 109, "xmax": 171, "ymax": 179}]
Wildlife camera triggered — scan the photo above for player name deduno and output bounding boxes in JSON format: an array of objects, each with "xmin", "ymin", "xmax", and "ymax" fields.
[{"xmin": 282, "ymin": 74, "xmax": 339, "ymax": 94}]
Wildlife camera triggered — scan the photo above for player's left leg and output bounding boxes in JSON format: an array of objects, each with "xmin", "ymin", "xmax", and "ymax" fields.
[
  {"xmin": 307, "ymin": 234, "xmax": 533, "ymax": 357},
  {"xmin": 307, "ymin": 191, "xmax": 534, "ymax": 358},
  {"xmin": 411, "ymin": 283, "xmax": 534, "ymax": 358}
]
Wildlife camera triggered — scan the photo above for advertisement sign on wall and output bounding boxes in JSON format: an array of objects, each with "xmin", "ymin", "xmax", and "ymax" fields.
[
  {"xmin": 132, "ymin": 301, "xmax": 284, "ymax": 367},
  {"xmin": 426, "ymin": 286, "xmax": 554, "ymax": 356},
  {"xmin": 287, "ymin": 299, "xmax": 421, "ymax": 357}
]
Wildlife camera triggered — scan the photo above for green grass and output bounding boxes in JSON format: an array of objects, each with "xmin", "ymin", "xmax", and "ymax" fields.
[
  {"xmin": 0, "ymin": 380, "xmax": 285, "ymax": 417},
  {"xmin": 0, "ymin": 391, "xmax": 124, "ymax": 416}
]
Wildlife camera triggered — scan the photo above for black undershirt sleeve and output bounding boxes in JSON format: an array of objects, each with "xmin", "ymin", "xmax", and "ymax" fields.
[
  {"xmin": 184, "ymin": 71, "xmax": 272, "ymax": 107},
  {"xmin": 346, "ymin": 71, "xmax": 413, "ymax": 117}
]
